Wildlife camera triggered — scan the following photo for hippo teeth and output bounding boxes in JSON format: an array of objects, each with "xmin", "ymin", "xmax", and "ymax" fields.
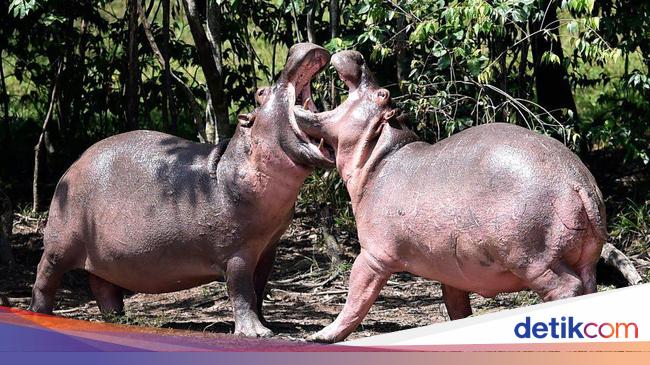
[
  {"xmin": 318, "ymin": 138, "xmax": 324, "ymax": 150},
  {"xmin": 303, "ymin": 97, "xmax": 312, "ymax": 110}
]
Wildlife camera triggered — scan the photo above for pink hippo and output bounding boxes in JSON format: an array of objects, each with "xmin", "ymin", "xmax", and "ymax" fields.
[{"xmin": 294, "ymin": 50, "xmax": 607, "ymax": 342}]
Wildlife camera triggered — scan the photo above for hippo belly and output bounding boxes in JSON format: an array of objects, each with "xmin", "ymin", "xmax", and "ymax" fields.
[
  {"xmin": 81, "ymin": 234, "xmax": 227, "ymax": 293},
  {"xmin": 42, "ymin": 130, "xmax": 238, "ymax": 294},
  {"xmin": 85, "ymin": 259, "xmax": 223, "ymax": 294},
  {"xmin": 406, "ymin": 242, "xmax": 529, "ymax": 298}
]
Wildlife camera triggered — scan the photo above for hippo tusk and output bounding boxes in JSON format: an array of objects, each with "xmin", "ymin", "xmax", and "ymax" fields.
[{"xmin": 293, "ymin": 105, "xmax": 321, "ymax": 126}]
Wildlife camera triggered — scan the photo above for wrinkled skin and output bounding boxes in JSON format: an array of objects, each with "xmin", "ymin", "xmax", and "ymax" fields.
[
  {"xmin": 295, "ymin": 51, "xmax": 607, "ymax": 343},
  {"xmin": 28, "ymin": 43, "xmax": 333, "ymax": 338}
]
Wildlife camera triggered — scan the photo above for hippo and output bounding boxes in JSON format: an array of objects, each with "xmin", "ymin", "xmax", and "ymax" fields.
[
  {"xmin": 28, "ymin": 43, "xmax": 334, "ymax": 337},
  {"xmin": 294, "ymin": 50, "xmax": 607, "ymax": 342}
]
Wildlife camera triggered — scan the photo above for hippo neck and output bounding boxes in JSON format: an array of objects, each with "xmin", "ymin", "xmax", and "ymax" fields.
[
  {"xmin": 343, "ymin": 124, "xmax": 419, "ymax": 207},
  {"xmin": 218, "ymin": 126, "xmax": 311, "ymax": 206},
  {"xmin": 207, "ymin": 138, "xmax": 231, "ymax": 178}
]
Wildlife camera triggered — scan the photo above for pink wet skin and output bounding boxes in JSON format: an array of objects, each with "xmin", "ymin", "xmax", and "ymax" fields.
[
  {"xmin": 294, "ymin": 50, "xmax": 607, "ymax": 343},
  {"xmin": 28, "ymin": 43, "xmax": 335, "ymax": 338}
]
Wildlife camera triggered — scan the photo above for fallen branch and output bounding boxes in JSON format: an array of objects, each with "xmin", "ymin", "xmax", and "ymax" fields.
[
  {"xmin": 14, "ymin": 213, "xmax": 42, "ymax": 222},
  {"xmin": 270, "ymin": 267, "xmax": 326, "ymax": 285},
  {"xmin": 300, "ymin": 270, "xmax": 340, "ymax": 289},
  {"xmin": 53, "ymin": 307, "xmax": 83, "ymax": 314},
  {"xmin": 600, "ymin": 242, "xmax": 643, "ymax": 286},
  {"xmin": 5, "ymin": 297, "xmax": 30, "ymax": 304},
  {"xmin": 312, "ymin": 289, "xmax": 348, "ymax": 296}
]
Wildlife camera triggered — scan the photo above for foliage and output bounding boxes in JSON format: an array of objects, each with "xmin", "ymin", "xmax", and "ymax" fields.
[
  {"xmin": 609, "ymin": 199, "xmax": 650, "ymax": 256},
  {"xmin": 0, "ymin": 0, "xmax": 648, "ymax": 236}
]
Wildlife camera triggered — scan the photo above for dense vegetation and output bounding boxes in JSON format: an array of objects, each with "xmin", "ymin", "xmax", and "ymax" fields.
[{"xmin": 0, "ymin": 0, "xmax": 648, "ymax": 260}]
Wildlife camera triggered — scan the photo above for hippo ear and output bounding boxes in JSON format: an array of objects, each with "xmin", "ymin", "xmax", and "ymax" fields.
[
  {"xmin": 366, "ymin": 113, "xmax": 389, "ymax": 141},
  {"xmin": 376, "ymin": 88, "xmax": 390, "ymax": 106},
  {"xmin": 237, "ymin": 113, "xmax": 255, "ymax": 127},
  {"xmin": 382, "ymin": 108, "xmax": 396, "ymax": 121},
  {"xmin": 367, "ymin": 109, "xmax": 398, "ymax": 141}
]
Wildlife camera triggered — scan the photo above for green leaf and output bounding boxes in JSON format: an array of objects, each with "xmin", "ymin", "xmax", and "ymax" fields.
[
  {"xmin": 541, "ymin": 51, "xmax": 561, "ymax": 65},
  {"xmin": 9, "ymin": 0, "xmax": 37, "ymax": 18},
  {"xmin": 566, "ymin": 20, "xmax": 579, "ymax": 35},
  {"xmin": 437, "ymin": 54, "xmax": 451, "ymax": 70},
  {"xmin": 357, "ymin": 3, "xmax": 371, "ymax": 15}
]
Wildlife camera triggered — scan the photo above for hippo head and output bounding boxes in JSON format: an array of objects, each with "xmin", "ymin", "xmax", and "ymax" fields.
[
  {"xmin": 238, "ymin": 43, "xmax": 335, "ymax": 169},
  {"xmin": 293, "ymin": 50, "xmax": 410, "ymax": 179}
]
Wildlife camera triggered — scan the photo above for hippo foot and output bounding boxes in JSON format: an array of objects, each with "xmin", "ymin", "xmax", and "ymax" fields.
[
  {"xmin": 307, "ymin": 326, "xmax": 340, "ymax": 343},
  {"xmin": 233, "ymin": 320, "xmax": 274, "ymax": 338},
  {"xmin": 259, "ymin": 316, "xmax": 270, "ymax": 328}
]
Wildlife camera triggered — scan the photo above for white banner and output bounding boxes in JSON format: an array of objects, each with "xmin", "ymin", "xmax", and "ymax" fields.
[{"xmin": 344, "ymin": 284, "xmax": 650, "ymax": 346}]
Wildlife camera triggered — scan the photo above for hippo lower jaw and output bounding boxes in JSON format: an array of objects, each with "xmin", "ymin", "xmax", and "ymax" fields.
[
  {"xmin": 286, "ymin": 88, "xmax": 335, "ymax": 167},
  {"xmin": 286, "ymin": 73, "xmax": 336, "ymax": 167}
]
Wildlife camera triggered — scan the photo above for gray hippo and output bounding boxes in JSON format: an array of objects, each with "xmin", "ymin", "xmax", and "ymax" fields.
[
  {"xmin": 28, "ymin": 43, "xmax": 334, "ymax": 337},
  {"xmin": 294, "ymin": 50, "xmax": 606, "ymax": 342}
]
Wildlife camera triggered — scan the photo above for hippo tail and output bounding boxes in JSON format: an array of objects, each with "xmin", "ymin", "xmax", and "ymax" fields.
[{"xmin": 576, "ymin": 184, "xmax": 607, "ymax": 242}]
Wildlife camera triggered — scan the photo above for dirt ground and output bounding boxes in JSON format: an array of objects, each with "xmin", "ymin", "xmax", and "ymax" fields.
[{"xmin": 1, "ymin": 214, "xmax": 648, "ymax": 342}]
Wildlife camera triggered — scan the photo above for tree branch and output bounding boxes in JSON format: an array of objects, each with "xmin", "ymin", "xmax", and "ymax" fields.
[
  {"xmin": 137, "ymin": 1, "xmax": 207, "ymax": 142},
  {"xmin": 33, "ymin": 61, "xmax": 63, "ymax": 213}
]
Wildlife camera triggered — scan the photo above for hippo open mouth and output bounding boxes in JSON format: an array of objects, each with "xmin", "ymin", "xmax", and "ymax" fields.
[
  {"xmin": 292, "ymin": 50, "xmax": 372, "ymax": 160},
  {"xmin": 284, "ymin": 45, "xmax": 336, "ymax": 167}
]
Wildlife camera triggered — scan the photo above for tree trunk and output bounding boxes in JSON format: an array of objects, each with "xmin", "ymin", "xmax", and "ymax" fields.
[
  {"xmin": 599, "ymin": 243, "xmax": 643, "ymax": 286},
  {"xmin": 0, "ymin": 188, "xmax": 12, "ymax": 265},
  {"xmin": 530, "ymin": 1, "xmax": 577, "ymax": 123},
  {"xmin": 329, "ymin": 0, "xmax": 340, "ymax": 107},
  {"xmin": 290, "ymin": 0, "xmax": 302, "ymax": 42},
  {"xmin": 0, "ymin": 45, "xmax": 9, "ymax": 139},
  {"xmin": 1, "ymin": 2, "xmax": 13, "ymax": 144},
  {"xmin": 126, "ymin": 0, "xmax": 140, "ymax": 131},
  {"xmin": 182, "ymin": 0, "xmax": 231, "ymax": 143},
  {"xmin": 243, "ymin": 15, "xmax": 258, "ymax": 91},
  {"xmin": 137, "ymin": 1, "xmax": 206, "ymax": 142},
  {"xmin": 394, "ymin": 13, "xmax": 409, "ymax": 95},
  {"xmin": 517, "ymin": 37, "xmax": 530, "ymax": 125},
  {"xmin": 71, "ymin": 19, "xmax": 88, "ymax": 137},
  {"xmin": 162, "ymin": 0, "xmax": 176, "ymax": 133},
  {"xmin": 320, "ymin": 205, "xmax": 341, "ymax": 270},
  {"xmin": 33, "ymin": 62, "xmax": 63, "ymax": 213},
  {"xmin": 306, "ymin": 1, "xmax": 317, "ymax": 43}
]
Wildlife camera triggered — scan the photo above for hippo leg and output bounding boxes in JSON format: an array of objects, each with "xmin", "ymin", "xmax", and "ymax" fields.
[
  {"xmin": 89, "ymin": 274, "xmax": 124, "ymax": 316},
  {"xmin": 309, "ymin": 250, "xmax": 391, "ymax": 343},
  {"xmin": 577, "ymin": 264, "xmax": 597, "ymax": 294},
  {"xmin": 226, "ymin": 255, "xmax": 273, "ymax": 337},
  {"xmin": 253, "ymin": 243, "xmax": 278, "ymax": 325},
  {"xmin": 520, "ymin": 262, "xmax": 584, "ymax": 301},
  {"xmin": 28, "ymin": 250, "xmax": 71, "ymax": 314},
  {"xmin": 441, "ymin": 284, "xmax": 473, "ymax": 320}
]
